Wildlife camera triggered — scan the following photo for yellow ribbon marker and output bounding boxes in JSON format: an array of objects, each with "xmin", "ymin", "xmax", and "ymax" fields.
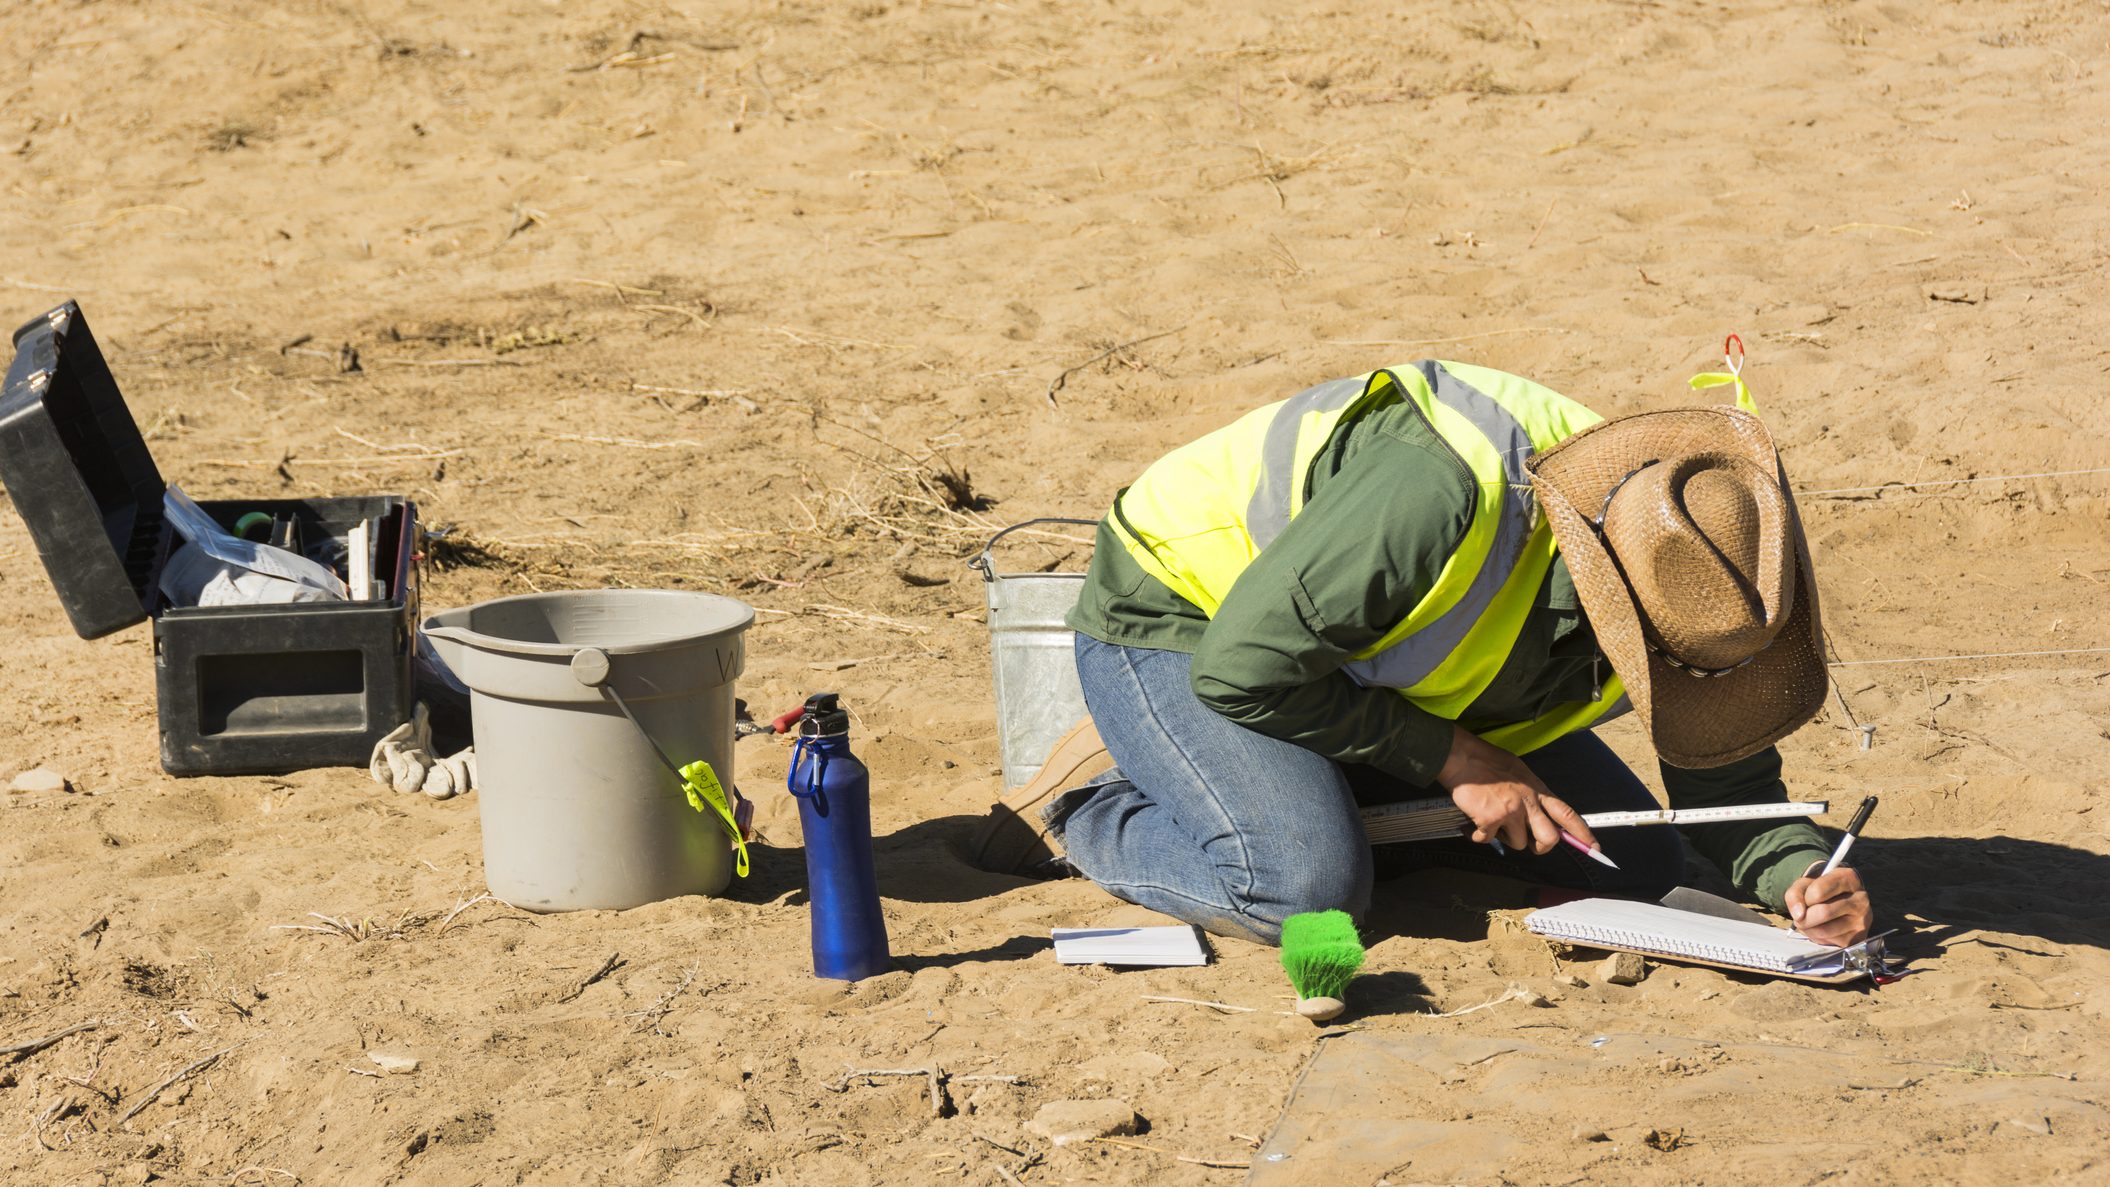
[
  {"xmin": 679, "ymin": 759, "xmax": 751, "ymax": 877},
  {"xmin": 1688, "ymin": 332, "xmax": 1759, "ymax": 415}
]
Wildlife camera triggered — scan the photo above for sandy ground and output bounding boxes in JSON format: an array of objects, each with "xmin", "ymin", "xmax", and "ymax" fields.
[{"xmin": 3, "ymin": 0, "xmax": 2109, "ymax": 1183}]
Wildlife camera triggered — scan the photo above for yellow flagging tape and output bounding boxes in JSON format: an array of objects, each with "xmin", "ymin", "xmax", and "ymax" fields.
[
  {"xmin": 679, "ymin": 759, "xmax": 750, "ymax": 877},
  {"xmin": 1688, "ymin": 369, "xmax": 1758, "ymax": 414},
  {"xmin": 1689, "ymin": 333, "xmax": 1759, "ymax": 414}
]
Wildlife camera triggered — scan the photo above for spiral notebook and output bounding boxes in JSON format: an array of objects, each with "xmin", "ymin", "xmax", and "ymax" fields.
[{"xmin": 1525, "ymin": 897, "xmax": 1861, "ymax": 981}]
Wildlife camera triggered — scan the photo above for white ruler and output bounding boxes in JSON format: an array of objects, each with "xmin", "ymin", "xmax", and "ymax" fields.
[
  {"xmin": 1359, "ymin": 799, "xmax": 1829, "ymax": 846},
  {"xmin": 1582, "ymin": 801, "xmax": 1828, "ymax": 829}
]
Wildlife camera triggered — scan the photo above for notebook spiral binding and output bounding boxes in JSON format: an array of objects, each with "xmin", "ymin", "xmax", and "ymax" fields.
[{"xmin": 1535, "ymin": 922, "xmax": 1813, "ymax": 972}]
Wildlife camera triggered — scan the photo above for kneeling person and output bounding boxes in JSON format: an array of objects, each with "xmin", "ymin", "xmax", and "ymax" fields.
[{"xmin": 985, "ymin": 361, "xmax": 1872, "ymax": 949}]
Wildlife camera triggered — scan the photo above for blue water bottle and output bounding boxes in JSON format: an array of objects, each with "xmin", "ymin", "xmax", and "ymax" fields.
[{"xmin": 787, "ymin": 693, "xmax": 892, "ymax": 980}]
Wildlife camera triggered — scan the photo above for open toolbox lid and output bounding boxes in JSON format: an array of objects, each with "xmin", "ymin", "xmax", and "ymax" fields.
[{"xmin": 0, "ymin": 300, "xmax": 171, "ymax": 639}]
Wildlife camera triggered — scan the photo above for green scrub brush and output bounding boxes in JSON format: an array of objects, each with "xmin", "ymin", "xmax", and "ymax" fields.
[{"xmin": 1280, "ymin": 910, "xmax": 1365, "ymax": 1022}]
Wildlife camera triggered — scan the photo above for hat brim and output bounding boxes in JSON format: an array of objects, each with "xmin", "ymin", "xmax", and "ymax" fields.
[{"xmin": 1531, "ymin": 408, "xmax": 1828, "ymax": 768}]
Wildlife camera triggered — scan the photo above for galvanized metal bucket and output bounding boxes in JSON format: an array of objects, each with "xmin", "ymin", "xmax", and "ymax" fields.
[{"xmin": 971, "ymin": 518, "xmax": 1097, "ymax": 791}]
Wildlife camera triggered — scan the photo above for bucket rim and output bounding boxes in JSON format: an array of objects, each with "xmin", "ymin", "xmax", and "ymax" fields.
[
  {"xmin": 981, "ymin": 569, "xmax": 1091, "ymax": 582},
  {"xmin": 421, "ymin": 589, "xmax": 755, "ymax": 658}
]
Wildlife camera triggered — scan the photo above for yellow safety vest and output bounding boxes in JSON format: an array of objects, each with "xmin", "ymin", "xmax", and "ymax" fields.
[{"xmin": 1108, "ymin": 361, "xmax": 1631, "ymax": 755}]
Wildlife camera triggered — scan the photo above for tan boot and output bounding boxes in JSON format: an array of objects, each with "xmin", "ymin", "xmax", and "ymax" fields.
[{"xmin": 970, "ymin": 718, "xmax": 1109, "ymax": 874}]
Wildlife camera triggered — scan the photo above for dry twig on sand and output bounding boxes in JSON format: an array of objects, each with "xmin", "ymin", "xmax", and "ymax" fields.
[
  {"xmin": 1044, "ymin": 325, "xmax": 1189, "ymax": 408},
  {"xmin": 833, "ymin": 1066, "xmax": 948, "ymax": 1116},
  {"xmin": 804, "ymin": 604, "xmax": 930, "ymax": 635},
  {"xmin": 621, "ymin": 964, "xmax": 701, "ymax": 1035},
  {"xmin": 274, "ymin": 897, "xmax": 519, "ymax": 944},
  {"xmin": 369, "ymin": 356, "xmax": 530, "ymax": 368},
  {"xmin": 556, "ymin": 952, "xmax": 626, "ymax": 1004},
  {"xmin": 1089, "ymin": 1136, "xmax": 1252, "ymax": 1169},
  {"xmin": 808, "ymin": 415, "xmax": 993, "ymax": 516},
  {"xmin": 630, "ymin": 302, "xmax": 715, "ymax": 329},
  {"xmin": 434, "ymin": 893, "xmax": 496, "ymax": 936},
  {"xmin": 1426, "ymin": 985, "xmax": 1534, "ymax": 1018},
  {"xmin": 1142, "ymin": 995, "xmax": 1257, "ymax": 1014},
  {"xmin": 543, "ymin": 432, "xmax": 708, "ymax": 451},
  {"xmin": 121, "ymin": 1043, "xmax": 241, "ymax": 1125},
  {"xmin": 333, "ymin": 427, "xmax": 447, "ymax": 454},
  {"xmin": 270, "ymin": 910, "xmax": 431, "ymax": 942},
  {"xmin": 32, "ymin": 1096, "xmax": 81, "ymax": 1150},
  {"xmin": 2, "ymin": 1020, "xmax": 101, "ymax": 1061},
  {"xmin": 199, "ymin": 452, "xmax": 457, "ymax": 469}
]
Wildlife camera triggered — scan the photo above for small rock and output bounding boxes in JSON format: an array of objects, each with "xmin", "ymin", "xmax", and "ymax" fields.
[
  {"xmin": 1025, "ymin": 1099, "xmax": 1140, "ymax": 1147},
  {"xmin": 368, "ymin": 1051, "xmax": 420, "ymax": 1075},
  {"xmin": 2000, "ymin": 1115, "xmax": 2053, "ymax": 1136},
  {"xmin": 1572, "ymin": 1126, "xmax": 1609, "ymax": 1143},
  {"xmin": 1600, "ymin": 952, "xmax": 1648, "ymax": 986},
  {"xmin": 1554, "ymin": 973, "xmax": 1588, "ymax": 989},
  {"xmin": 10, "ymin": 768, "xmax": 67, "ymax": 794},
  {"xmin": 1507, "ymin": 982, "xmax": 1550, "ymax": 1008}
]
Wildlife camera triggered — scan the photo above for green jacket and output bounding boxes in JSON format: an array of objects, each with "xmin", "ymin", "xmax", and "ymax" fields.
[{"xmin": 1069, "ymin": 399, "xmax": 1830, "ymax": 911}]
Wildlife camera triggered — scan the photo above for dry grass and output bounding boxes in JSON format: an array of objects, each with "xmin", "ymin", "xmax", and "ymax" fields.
[{"xmin": 269, "ymin": 894, "xmax": 521, "ymax": 943}]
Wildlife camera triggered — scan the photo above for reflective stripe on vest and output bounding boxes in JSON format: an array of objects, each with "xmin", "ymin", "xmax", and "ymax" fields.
[
  {"xmin": 1108, "ymin": 360, "xmax": 1627, "ymax": 753},
  {"xmin": 1244, "ymin": 375, "xmax": 1369, "ymax": 549},
  {"xmin": 1342, "ymin": 362, "xmax": 1546, "ymax": 696}
]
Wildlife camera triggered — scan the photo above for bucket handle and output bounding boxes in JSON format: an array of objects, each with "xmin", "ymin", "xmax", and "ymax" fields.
[
  {"xmin": 970, "ymin": 517, "xmax": 1099, "ymax": 582},
  {"xmin": 570, "ymin": 648, "xmax": 752, "ymax": 876}
]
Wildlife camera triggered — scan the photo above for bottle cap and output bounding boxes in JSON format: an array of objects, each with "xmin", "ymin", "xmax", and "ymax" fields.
[{"xmin": 799, "ymin": 692, "xmax": 850, "ymax": 736}]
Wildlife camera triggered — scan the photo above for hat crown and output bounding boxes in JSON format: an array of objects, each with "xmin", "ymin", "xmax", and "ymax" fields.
[
  {"xmin": 1603, "ymin": 452, "xmax": 1795, "ymax": 672},
  {"xmin": 1529, "ymin": 405, "xmax": 1827, "ymax": 768}
]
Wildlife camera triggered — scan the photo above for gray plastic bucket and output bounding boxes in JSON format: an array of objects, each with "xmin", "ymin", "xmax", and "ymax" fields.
[
  {"xmin": 972, "ymin": 518, "xmax": 1096, "ymax": 791},
  {"xmin": 422, "ymin": 589, "xmax": 754, "ymax": 912}
]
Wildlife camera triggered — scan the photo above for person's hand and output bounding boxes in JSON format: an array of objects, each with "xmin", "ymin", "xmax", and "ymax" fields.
[
  {"xmin": 1785, "ymin": 864, "xmax": 1872, "ymax": 947},
  {"xmin": 1435, "ymin": 725, "xmax": 1600, "ymax": 856}
]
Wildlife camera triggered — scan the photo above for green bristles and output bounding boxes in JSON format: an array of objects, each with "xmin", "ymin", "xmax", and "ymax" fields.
[{"xmin": 1279, "ymin": 910, "xmax": 1365, "ymax": 1001}]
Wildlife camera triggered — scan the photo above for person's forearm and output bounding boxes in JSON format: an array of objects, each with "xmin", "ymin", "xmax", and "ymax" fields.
[{"xmin": 1662, "ymin": 747, "xmax": 1830, "ymax": 912}]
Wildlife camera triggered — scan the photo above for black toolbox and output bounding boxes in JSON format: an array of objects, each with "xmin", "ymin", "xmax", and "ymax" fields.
[{"xmin": 0, "ymin": 301, "xmax": 418, "ymax": 776}]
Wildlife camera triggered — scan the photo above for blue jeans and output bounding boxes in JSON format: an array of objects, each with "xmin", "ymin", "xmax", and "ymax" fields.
[{"xmin": 1057, "ymin": 636, "xmax": 1682, "ymax": 945}]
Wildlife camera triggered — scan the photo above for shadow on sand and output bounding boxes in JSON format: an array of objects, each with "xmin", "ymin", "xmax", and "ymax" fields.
[{"xmin": 742, "ymin": 810, "xmax": 2110, "ymax": 975}]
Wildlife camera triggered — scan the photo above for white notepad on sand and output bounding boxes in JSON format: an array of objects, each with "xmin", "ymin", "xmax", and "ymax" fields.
[
  {"xmin": 1052, "ymin": 925, "xmax": 1209, "ymax": 967},
  {"xmin": 1526, "ymin": 897, "xmax": 1849, "ymax": 978}
]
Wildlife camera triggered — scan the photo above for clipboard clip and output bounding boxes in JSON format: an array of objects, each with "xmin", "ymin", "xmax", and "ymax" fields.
[{"xmin": 1838, "ymin": 931, "xmax": 1904, "ymax": 985}]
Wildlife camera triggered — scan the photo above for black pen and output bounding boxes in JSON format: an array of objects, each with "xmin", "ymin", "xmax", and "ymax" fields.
[{"xmin": 1817, "ymin": 795, "xmax": 1878, "ymax": 878}]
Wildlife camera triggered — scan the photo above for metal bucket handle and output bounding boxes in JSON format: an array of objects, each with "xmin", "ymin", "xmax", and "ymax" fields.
[
  {"xmin": 568, "ymin": 647, "xmax": 754, "ymax": 866},
  {"xmin": 970, "ymin": 517, "xmax": 1099, "ymax": 581}
]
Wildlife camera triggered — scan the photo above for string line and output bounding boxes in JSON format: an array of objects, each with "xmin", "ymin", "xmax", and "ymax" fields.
[
  {"xmin": 1799, "ymin": 466, "xmax": 2110, "ymax": 496},
  {"xmin": 1827, "ymin": 646, "xmax": 2110, "ymax": 668}
]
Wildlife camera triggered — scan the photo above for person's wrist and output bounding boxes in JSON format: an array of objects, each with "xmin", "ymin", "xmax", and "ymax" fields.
[{"xmin": 1435, "ymin": 724, "xmax": 1477, "ymax": 788}]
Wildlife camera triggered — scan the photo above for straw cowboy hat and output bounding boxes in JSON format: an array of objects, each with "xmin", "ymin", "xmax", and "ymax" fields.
[{"xmin": 1530, "ymin": 407, "xmax": 1828, "ymax": 768}]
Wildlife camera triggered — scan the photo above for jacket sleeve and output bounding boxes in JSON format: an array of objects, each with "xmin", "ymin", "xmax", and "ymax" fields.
[
  {"xmin": 1662, "ymin": 746, "xmax": 1832, "ymax": 912},
  {"xmin": 1188, "ymin": 433, "xmax": 1470, "ymax": 784}
]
